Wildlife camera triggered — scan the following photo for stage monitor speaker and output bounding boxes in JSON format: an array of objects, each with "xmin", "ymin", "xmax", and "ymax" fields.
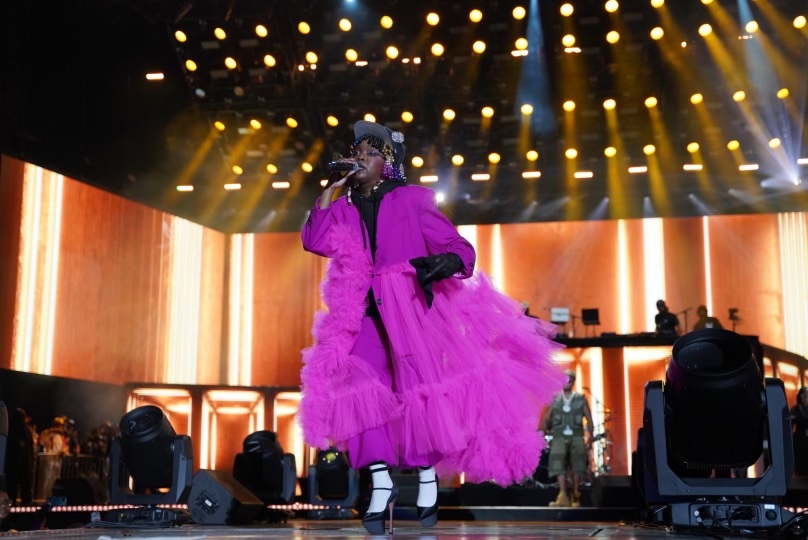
[
  {"xmin": 591, "ymin": 475, "xmax": 637, "ymax": 508},
  {"xmin": 188, "ymin": 469, "xmax": 264, "ymax": 525}
]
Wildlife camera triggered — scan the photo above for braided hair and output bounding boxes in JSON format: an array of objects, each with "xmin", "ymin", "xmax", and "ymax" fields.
[{"xmin": 350, "ymin": 134, "xmax": 405, "ymax": 181}]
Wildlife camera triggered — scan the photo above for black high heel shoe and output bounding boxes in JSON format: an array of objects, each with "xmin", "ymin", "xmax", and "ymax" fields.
[
  {"xmin": 362, "ymin": 483, "xmax": 398, "ymax": 534},
  {"xmin": 416, "ymin": 475, "xmax": 439, "ymax": 527}
]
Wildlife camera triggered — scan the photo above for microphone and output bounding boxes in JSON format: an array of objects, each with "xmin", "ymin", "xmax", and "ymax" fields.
[{"xmin": 326, "ymin": 161, "xmax": 359, "ymax": 173}]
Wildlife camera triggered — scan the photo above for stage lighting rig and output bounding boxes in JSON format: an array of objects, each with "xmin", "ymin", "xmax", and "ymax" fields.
[
  {"xmin": 632, "ymin": 329, "xmax": 794, "ymax": 532},
  {"xmin": 109, "ymin": 405, "xmax": 193, "ymax": 506},
  {"xmin": 233, "ymin": 430, "xmax": 297, "ymax": 505},
  {"xmin": 307, "ymin": 448, "xmax": 359, "ymax": 519}
]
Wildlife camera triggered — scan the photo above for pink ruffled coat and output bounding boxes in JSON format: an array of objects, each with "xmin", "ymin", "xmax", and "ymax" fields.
[{"xmin": 301, "ymin": 185, "xmax": 564, "ymax": 485}]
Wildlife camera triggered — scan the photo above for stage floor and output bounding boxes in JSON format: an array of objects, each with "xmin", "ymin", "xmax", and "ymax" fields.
[{"xmin": 0, "ymin": 520, "xmax": 750, "ymax": 539}]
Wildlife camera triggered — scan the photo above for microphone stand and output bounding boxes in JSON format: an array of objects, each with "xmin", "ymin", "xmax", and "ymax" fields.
[
  {"xmin": 581, "ymin": 387, "xmax": 611, "ymax": 475},
  {"xmin": 581, "ymin": 387, "xmax": 609, "ymax": 422},
  {"xmin": 568, "ymin": 314, "xmax": 579, "ymax": 338},
  {"xmin": 677, "ymin": 307, "xmax": 693, "ymax": 333}
]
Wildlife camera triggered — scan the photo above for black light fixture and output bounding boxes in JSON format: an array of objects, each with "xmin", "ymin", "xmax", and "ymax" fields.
[
  {"xmin": 307, "ymin": 448, "xmax": 359, "ymax": 518},
  {"xmin": 109, "ymin": 405, "xmax": 193, "ymax": 505},
  {"xmin": 632, "ymin": 329, "xmax": 794, "ymax": 530},
  {"xmin": 232, "ymin": 430, "xmax": 297, "ymax": 505}
]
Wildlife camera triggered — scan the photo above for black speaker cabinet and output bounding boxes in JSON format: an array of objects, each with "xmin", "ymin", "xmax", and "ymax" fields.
[
  {"xmin": 188, "ymin": 469, "xmax": 265, "ymax": 525},
  {"xmin": 592, "ymin": 475, "xmax": 637, "ymax": 508}
]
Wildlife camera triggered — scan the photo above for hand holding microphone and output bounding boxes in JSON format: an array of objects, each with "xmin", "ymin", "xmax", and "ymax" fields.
[
  {"xmin": 324, "ymin": 159, "xmax": 359, "ymax": 189},
  {"xmin": 327, "ymin": 161, "xmax": 359, "ymax": 173}
]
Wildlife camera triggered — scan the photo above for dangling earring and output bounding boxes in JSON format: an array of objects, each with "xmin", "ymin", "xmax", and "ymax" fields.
[
  {"xmin": 381, "ymin": 155, "xmax": 396, "ymax": 181},
  {"xmin": 346, "ymin": 184, "xmax": 352, "ymax": 205}
]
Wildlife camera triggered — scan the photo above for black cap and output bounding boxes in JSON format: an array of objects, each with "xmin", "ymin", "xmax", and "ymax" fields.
[{"xmin": 353, "ymin": 120, "xmax": 405, "ymax": 167}]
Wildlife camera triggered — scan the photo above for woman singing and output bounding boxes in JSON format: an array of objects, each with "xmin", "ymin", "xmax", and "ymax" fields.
[{"xmin": 301, "ymin": 120, "xmax": 562, "ymax": 534}]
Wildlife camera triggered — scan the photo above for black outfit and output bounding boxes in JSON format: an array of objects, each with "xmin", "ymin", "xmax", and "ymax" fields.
[
  {"xmin": 351, "ymin": 180, "xmax": 407, "ymax": 317},
  {"xmin": 655, "ymin": 312, "xmax": 680, "ymax": 336},
  {"xmin": 792, "ymin": 404, "xmax": 808, "ymax": 476},
  {"xmin": 350, "ymin": 179, "xmax": 460, "ymax": 311},
  {"xmin": 5, "ymin": 409, "xmax": 34, "ymax": 505},
  {"xmin": 692, "ymin": 316, "xmax": 722, "ymax": 331}
]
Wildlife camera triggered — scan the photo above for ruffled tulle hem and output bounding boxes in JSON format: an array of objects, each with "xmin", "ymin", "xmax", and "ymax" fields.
[
  {"xmin": 300, "ymin": 222, "xmax": 565, "ymax": 485},
  {"xmin": 299, "ymin": 364, "xmax": 399, "ymax": 450},
  {"xmin": 299, "ymin": 224, "xmax": 376, "ymax": 449},
  {"xmin": 375, "ymin": 264, "xmax": 566, "ymax": 485},
  {"xmin": 389, "ymin": 361, "xmax": 557, "ymax": 484}
]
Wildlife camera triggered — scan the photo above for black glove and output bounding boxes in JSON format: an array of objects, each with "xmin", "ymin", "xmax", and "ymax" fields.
[{"xmin": 409, "ymin": 253, "xmax": 464, "ymax": 308}]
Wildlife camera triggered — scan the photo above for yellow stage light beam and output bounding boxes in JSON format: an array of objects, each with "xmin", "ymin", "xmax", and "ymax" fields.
[
  {"xmin": 562, "ymin": 95, "xmax": 580, "ymax": 220},
  {"xmin": 778, "ymin": 90, "xmax": 802, "ymax": 127},
  {"xmin": 744, "ymin": 31, "xmax": 799, "ymax": 107},
  {"xmin": 704, "ymin": 2, "xmax": 764, "ymax": 88},
  {"xmin": 166, "ymin": 128, "xmax": 219, "ymax": 206},
  {"xmin": 266, "ymin": 139, "xmax": 326, "ymax": 228},
  {"xmin": 604, "ymin": 107, "xmax": 628, "ymax": 218},
  {"xmin": 645, "ymin": 152, "xmax": 672, "ymax": 218},
  {"xmin": 730, "ymin": 94, "xmax": 793, "ymax": 175},
  {"xmin": 599, "ymin": 8, "xmax": 668, "ymax": 218},
  {"xmin": 645, "ymin": 114, "xmax": 673, "ymax": 166},
  {"xmin": 652, "ymin": 4, "xmax": 693, "ymax": 73},
  {"xmin": 689, "ymin": 96, "xmax": 740, "ymax": 182},
  {"xmin": 456, "ymin": 25, "xmax": 488, "ymax": 93},
  {"xmin": 198, "ymin": 124, "xmax": 291, "ymax": 225},
  {"xmin": 519, "ymin": 104, "xmax": 532, "ymax": 157},
  {"xmin": 554, "ymin": 3, "xmax": 588, "ymax": 219},
  {"xmin": 506, "ymin": 109, "xmax": 537, "ymax": 204},
  {"xmin": 723, "ymin": 141, "xmax": 759, "ymax": 197},
  {"xmin": 564, "ymin": 146, "xmax": 582, "ymax": 222},
  {"xmin": 755, "ymin": 1, "xmax": 807, "ymax": 54},
  {"xmin": 685, "ymin": 147, "xmax": 716, "ymax": 199},
  {"xmin": 724, "ymin": 139, "xmax": 752, "ymax": 178},
  {"xmin": 700, "ymin": 1, "xmax": 796, "ymax": 91},
  {"xmin": 644, "ymin": 106, "xmax": 675, "ymax": 217},
  {"xmin": 419, "ymin": 5, "xmax": 488, "ymax": 108}
]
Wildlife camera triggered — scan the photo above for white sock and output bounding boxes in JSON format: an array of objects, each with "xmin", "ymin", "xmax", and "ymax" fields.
[
  {"xmin": 367, "ymin": 462, "xmax": 393, "ymax": 513},
  {"xmin": 417, "ymin": 466, "xmax": 437, "ymax": 508}
]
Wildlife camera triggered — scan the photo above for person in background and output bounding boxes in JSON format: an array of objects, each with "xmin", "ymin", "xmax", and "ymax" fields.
[
  {"xmin": 0, "ymin": 491, "xmax": 16, "ymax": 532},
  {"xmin": 654, "ymin": 300, "xmax": 681, "ymax": 336},
  {"xmin": 5, "ymin": 408, "xmax": 35, "ymax": 504},
  {"xmin": 542, "ymin": 369, "xmax": 594, "ymax": 507},
  {"xmin": 691, "ymin": 305, "xmax": 723, "ymax": 331},
  {"xmin": 792, "ymin": 387, "xmax": 808, "ymax": 476}
]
